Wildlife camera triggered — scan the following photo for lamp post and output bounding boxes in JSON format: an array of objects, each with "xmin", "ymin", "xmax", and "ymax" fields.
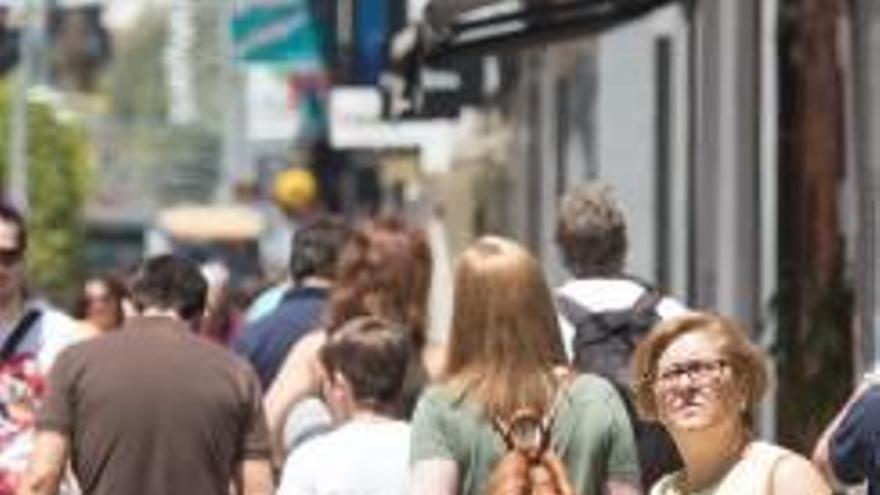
[{"xmin": 8, "ymin": 3, "xmax": 34, "ymax": 211}]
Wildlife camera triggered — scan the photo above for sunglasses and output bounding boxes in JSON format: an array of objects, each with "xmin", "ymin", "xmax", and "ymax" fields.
[{"xmin": 0, "ymin": 248, "xmax": 23, "ymax": 267}]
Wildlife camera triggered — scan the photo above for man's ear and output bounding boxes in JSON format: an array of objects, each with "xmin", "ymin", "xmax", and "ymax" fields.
[{"xmin": 331, "ymin": 371, "xmax": 352, "ymax": 395}]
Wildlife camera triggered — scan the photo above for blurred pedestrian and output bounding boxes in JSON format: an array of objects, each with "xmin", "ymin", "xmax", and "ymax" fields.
[
  {"xmin": 264, "ymin": 215, "xmax": 437, "ymax": 457},
  {"xmin": 277, "ymin": 316, "xmax": 411, "ymax": 495},
  {"xmin": 233, "ymin": 215, "xmax": 349, "ymax": 388},
  {"xmin": 20, "ymin": 255, "xmax": 273, "ymax": 495},
  {"xmin": 72, "ymin": 274, "xmax": 128, "ymax": 338},
  {"xmin": 555, "ymin": 182, "xmax": 687, "ymax": 487},
  {"xmin": 409, "ymin": 236, "xmax": 641, "ymax": 495},
  {"xmin": 0, "ymin": 203, "xmax": 80, "ymax": 494},
  {"xmin": 243, "ymin": 167, "xmax": 321, "ymax": 324},
  {"xmin": 812, "ymin": 372, "xmax": 880, "ymax": 494},
  {"xmin": 631, "ymin": 312, "xmax": 830, "ymax": 494},
  {"xmin": 198, "ymin": 260, "xmax": 244, "ymax": 345}
]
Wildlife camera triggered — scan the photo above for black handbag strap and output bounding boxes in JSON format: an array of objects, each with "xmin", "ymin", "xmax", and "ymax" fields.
[{"xmin": 0, "ymin": 309, "xmax": 42, "ymax": 361}]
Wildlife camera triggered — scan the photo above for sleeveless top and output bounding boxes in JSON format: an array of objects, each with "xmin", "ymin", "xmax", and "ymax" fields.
[{"xmin": 649, "ymin": 441, "xmax": 791, "ymax": 495}]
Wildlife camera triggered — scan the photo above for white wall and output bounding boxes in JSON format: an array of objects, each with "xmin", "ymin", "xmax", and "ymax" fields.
[{"xmin": 595, "ymin": 16, "xmax": 659, "ymax": 281}]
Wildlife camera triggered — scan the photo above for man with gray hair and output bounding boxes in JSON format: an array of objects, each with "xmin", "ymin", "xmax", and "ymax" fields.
[{"xmin": 554, "ymin": 182, "xmax": 687, "ymax": 489}]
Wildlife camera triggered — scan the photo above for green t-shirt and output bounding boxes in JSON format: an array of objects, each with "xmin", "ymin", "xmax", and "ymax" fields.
[{"xmin": 410, "ymin": 373, "xmax": 640, "ymax": 495}]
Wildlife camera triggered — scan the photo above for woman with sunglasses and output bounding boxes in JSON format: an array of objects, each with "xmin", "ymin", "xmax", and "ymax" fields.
[{"xmin": 631, "ymin": 312, "xmax": 830, "ymax": 495}]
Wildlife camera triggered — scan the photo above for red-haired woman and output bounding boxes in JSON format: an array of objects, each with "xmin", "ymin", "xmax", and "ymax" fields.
[{"xmin": 264, "ymin": 215, "xmax": 442, "ymax": 457}]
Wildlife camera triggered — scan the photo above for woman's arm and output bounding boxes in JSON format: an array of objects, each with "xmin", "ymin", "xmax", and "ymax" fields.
[
  {"xmin": 772, "ymin": 454, "xmax": 832, "ymax": 495},
  {"xmin": 263, "ymin": 331, "xmax": 327, "ymax": 462}
]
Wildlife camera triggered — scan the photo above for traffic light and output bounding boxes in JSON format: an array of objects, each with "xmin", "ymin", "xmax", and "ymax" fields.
[{"xmin": 48, "ymin": 5, "xmax": 111, "ymax": 92}]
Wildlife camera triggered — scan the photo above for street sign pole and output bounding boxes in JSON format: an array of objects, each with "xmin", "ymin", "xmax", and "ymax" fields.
[{"xmin": 218, "ymin": 0, "xmax": 245, "ymax": 203}]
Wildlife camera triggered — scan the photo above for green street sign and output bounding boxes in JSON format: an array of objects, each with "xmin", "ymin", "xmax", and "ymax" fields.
[{"xmin": 231, "ymin": 0, "xmax": 324, "ymax": 67}]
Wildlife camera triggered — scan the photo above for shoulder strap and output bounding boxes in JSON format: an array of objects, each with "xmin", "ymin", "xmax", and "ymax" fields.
[
  {"xmin": 0, "ymin": 309, "xmax": 42, "ymax": 362},
  {"xmin": 760, "ymin": 445, "xmax": 791, "ymax": 495},
  {"xmin": 555, "ymin": 292, "xmax": 594, "ymax": 328},
  {"xmin": 557, "ymin": 281, "xmax": 663, "ymax": 323},
  {"xmin": 632, "ymin": 286, "xmax": 663, "ymax": 314},
  {"xmin": 493, "ymin": 373, "xmax": 574, "ymax": 455}
]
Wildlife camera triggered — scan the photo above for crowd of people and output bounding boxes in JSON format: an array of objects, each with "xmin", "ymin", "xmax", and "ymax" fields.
[{"xmin": 0, "ymin": 182, "xmax": 873, "ymax": 495}]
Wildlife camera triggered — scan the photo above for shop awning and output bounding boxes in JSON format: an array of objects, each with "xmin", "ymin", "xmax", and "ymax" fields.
[{"xmin": 421, "ymin": 0, "xmax": 681, "ymax": 59}]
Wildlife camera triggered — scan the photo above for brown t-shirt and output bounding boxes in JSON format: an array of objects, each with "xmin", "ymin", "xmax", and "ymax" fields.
[{"xmin": 38, "ymin": 316, "xmax": 271, "ymax": 495}]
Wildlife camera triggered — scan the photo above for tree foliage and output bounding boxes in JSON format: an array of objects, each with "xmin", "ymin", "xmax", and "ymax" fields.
[
  {"xmin": 0, "ymin": 82, "xmax": 91, "ymax": 305},
  {"xmin": 107, "ymin": 6, "xmax": 168, "ymax": 121}
]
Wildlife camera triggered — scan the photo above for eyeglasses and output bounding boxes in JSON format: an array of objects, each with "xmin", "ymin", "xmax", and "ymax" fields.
[
  {"xmin": 654, "ymin": 358, "xmax": 730, "ymax": 391},
  {"xmin": 0, "ymin": 248, "xmax": 23, "ymax": 267}
]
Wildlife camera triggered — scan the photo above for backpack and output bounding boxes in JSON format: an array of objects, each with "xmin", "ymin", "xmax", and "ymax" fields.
[
  {"xmin": 556, "ymin": 285, "xmax": 682, "ymax": 490},
  {"xmin": 485, "ymin": 389, "xmax": 575, "ymax": 495}
]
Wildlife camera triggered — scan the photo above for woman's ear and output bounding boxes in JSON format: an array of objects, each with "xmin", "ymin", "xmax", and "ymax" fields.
[{"xmin": 731, "ymin": 371, "xmax": 751, "ymax": 410}]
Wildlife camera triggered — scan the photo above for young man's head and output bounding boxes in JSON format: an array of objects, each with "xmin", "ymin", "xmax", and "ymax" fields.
[
  {"xmin": 0, "ymin": 203, "xmax": 27, "ymax": 304},
  {"xmin": 555, "ymin": 182, "xmax": 628, "ymax": 278},
  {"xmin": 130, "ymin": 255, "xmax": 208, "ymax": 326},
  {"xmin": 319, "ymin": 316, "xmax": 411, "ymax": 421},
  {"xmin": 288, "ymin": 215, "xmax": 350, "ymax": 284}
]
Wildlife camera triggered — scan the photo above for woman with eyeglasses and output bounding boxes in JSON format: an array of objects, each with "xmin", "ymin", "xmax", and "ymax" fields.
[{"xmin": 631, "ymin": 312, "xmax": 830, "ymax": 495}]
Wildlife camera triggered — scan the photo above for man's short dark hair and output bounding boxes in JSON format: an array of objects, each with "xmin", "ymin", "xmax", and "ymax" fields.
[
  {"xmin": 0, "ymin": 202, "xmax": 27, "ymax": 253},
  {"xmin": 320, "ymin": 316, "xmax": 411, "ymax": 410},
  {"xmin": 131, "ymin": 255, "xmax": 207, "ymax": 321},
  {"xmin": 555, "ymin": 183, "xmax": 628, "ymax": 277},
  {"xmin": 289, "ymin": 215, "xmax": 349, "ymax": 282}
]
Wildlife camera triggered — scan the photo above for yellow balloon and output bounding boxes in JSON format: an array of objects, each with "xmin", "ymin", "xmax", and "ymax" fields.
[{"xmin": 272, "ymin": 168, "xmax": 317, "ymax": 210}]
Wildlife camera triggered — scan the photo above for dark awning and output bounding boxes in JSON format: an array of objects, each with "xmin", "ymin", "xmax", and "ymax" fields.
[{"xmin": 421, "ymin": 0, "xmax": 683, "ymax": 60}]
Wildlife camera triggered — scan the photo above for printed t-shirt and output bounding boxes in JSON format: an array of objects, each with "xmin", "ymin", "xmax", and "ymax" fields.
[{"xmin": 0, "ymin": 304, "xmax": 80, "ymax": 493}]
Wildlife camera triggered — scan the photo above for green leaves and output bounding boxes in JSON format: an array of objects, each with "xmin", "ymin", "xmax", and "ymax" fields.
[{"xmin": 0, "ymin": 82, "xmax": 91, "ymax": 306}]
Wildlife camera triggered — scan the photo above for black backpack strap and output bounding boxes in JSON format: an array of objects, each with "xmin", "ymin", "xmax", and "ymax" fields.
[
  {"xmin": 632, "ymin": 286, "xmax": 663, "ymax": 314},
  {"xmin": 555, "ymin": 292, "xmax": 595, "ymax": 329},
  {"xmin": 0, "ymin": 309, "xmax": 42, "ymax": 362},
  {"xmin": 557, "ymin": 290, "xmax": 659, "ymax": 348}
]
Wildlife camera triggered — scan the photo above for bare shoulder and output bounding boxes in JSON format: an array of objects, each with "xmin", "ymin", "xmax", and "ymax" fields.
[{"xmin": 772, "ymin": 452, "xmax": 832, "ymax": 495}]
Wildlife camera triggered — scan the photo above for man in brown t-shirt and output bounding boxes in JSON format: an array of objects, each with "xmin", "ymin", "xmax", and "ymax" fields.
[{"xmin": 18, "ymin": 255, "xmax": 274, "ymax": 495}]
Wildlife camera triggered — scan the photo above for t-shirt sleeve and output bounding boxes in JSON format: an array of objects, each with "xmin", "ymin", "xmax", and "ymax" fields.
[
  {"xmin": 599, "ymin": 382, "xmax": 641, "ymax": 481},
  {"xmin": 829, "ymin": 388, "xmax": 880, "ymax": 484},
  {"xmin": 239, "ymin": 367, "xmax": 272, "ymax": 461},
  {"xmin": 37, "ymin": 347, "xmax": 78, "ymax": 434},
  {"xmin": 410, "ymin": 388, "xmax": 457, "ymax": 463}
]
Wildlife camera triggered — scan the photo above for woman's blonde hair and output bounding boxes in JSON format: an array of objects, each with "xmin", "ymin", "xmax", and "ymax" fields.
[
  {"xmin": 444, "ymin": 236, "xmax": 568, "ymax": 419},
  {"xmin": 631, "ymin": 312, "xmax": 769, "ymax": 421}
]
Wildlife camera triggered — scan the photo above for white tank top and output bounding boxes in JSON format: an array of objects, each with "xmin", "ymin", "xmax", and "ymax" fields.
[{"xmin": 649, "ymin": 441, "xmax": 791, "ymax": 495}]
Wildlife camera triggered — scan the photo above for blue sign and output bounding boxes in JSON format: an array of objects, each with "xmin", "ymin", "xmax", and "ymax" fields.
[
  {"xmin": 354, "ymin": 0, "xmax": 390, "ymax": 85},
  {"xmin": 231, "ymin": 0, "xmax": 325, "ymax": 68}
]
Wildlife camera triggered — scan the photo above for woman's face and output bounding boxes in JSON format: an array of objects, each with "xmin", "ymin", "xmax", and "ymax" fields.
[
  {"xmin": 84, "ymin": 280, "xmax": 121, "ymax": 332},
  {"xmin": 652, "ymin": 330, "xmax": 746, "ymax": 434}
]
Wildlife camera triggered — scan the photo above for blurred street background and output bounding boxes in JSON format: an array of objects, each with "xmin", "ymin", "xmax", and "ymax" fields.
[{"xmin": 0, "ymin": 0, "xmax": 877, "ymax": 463}]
